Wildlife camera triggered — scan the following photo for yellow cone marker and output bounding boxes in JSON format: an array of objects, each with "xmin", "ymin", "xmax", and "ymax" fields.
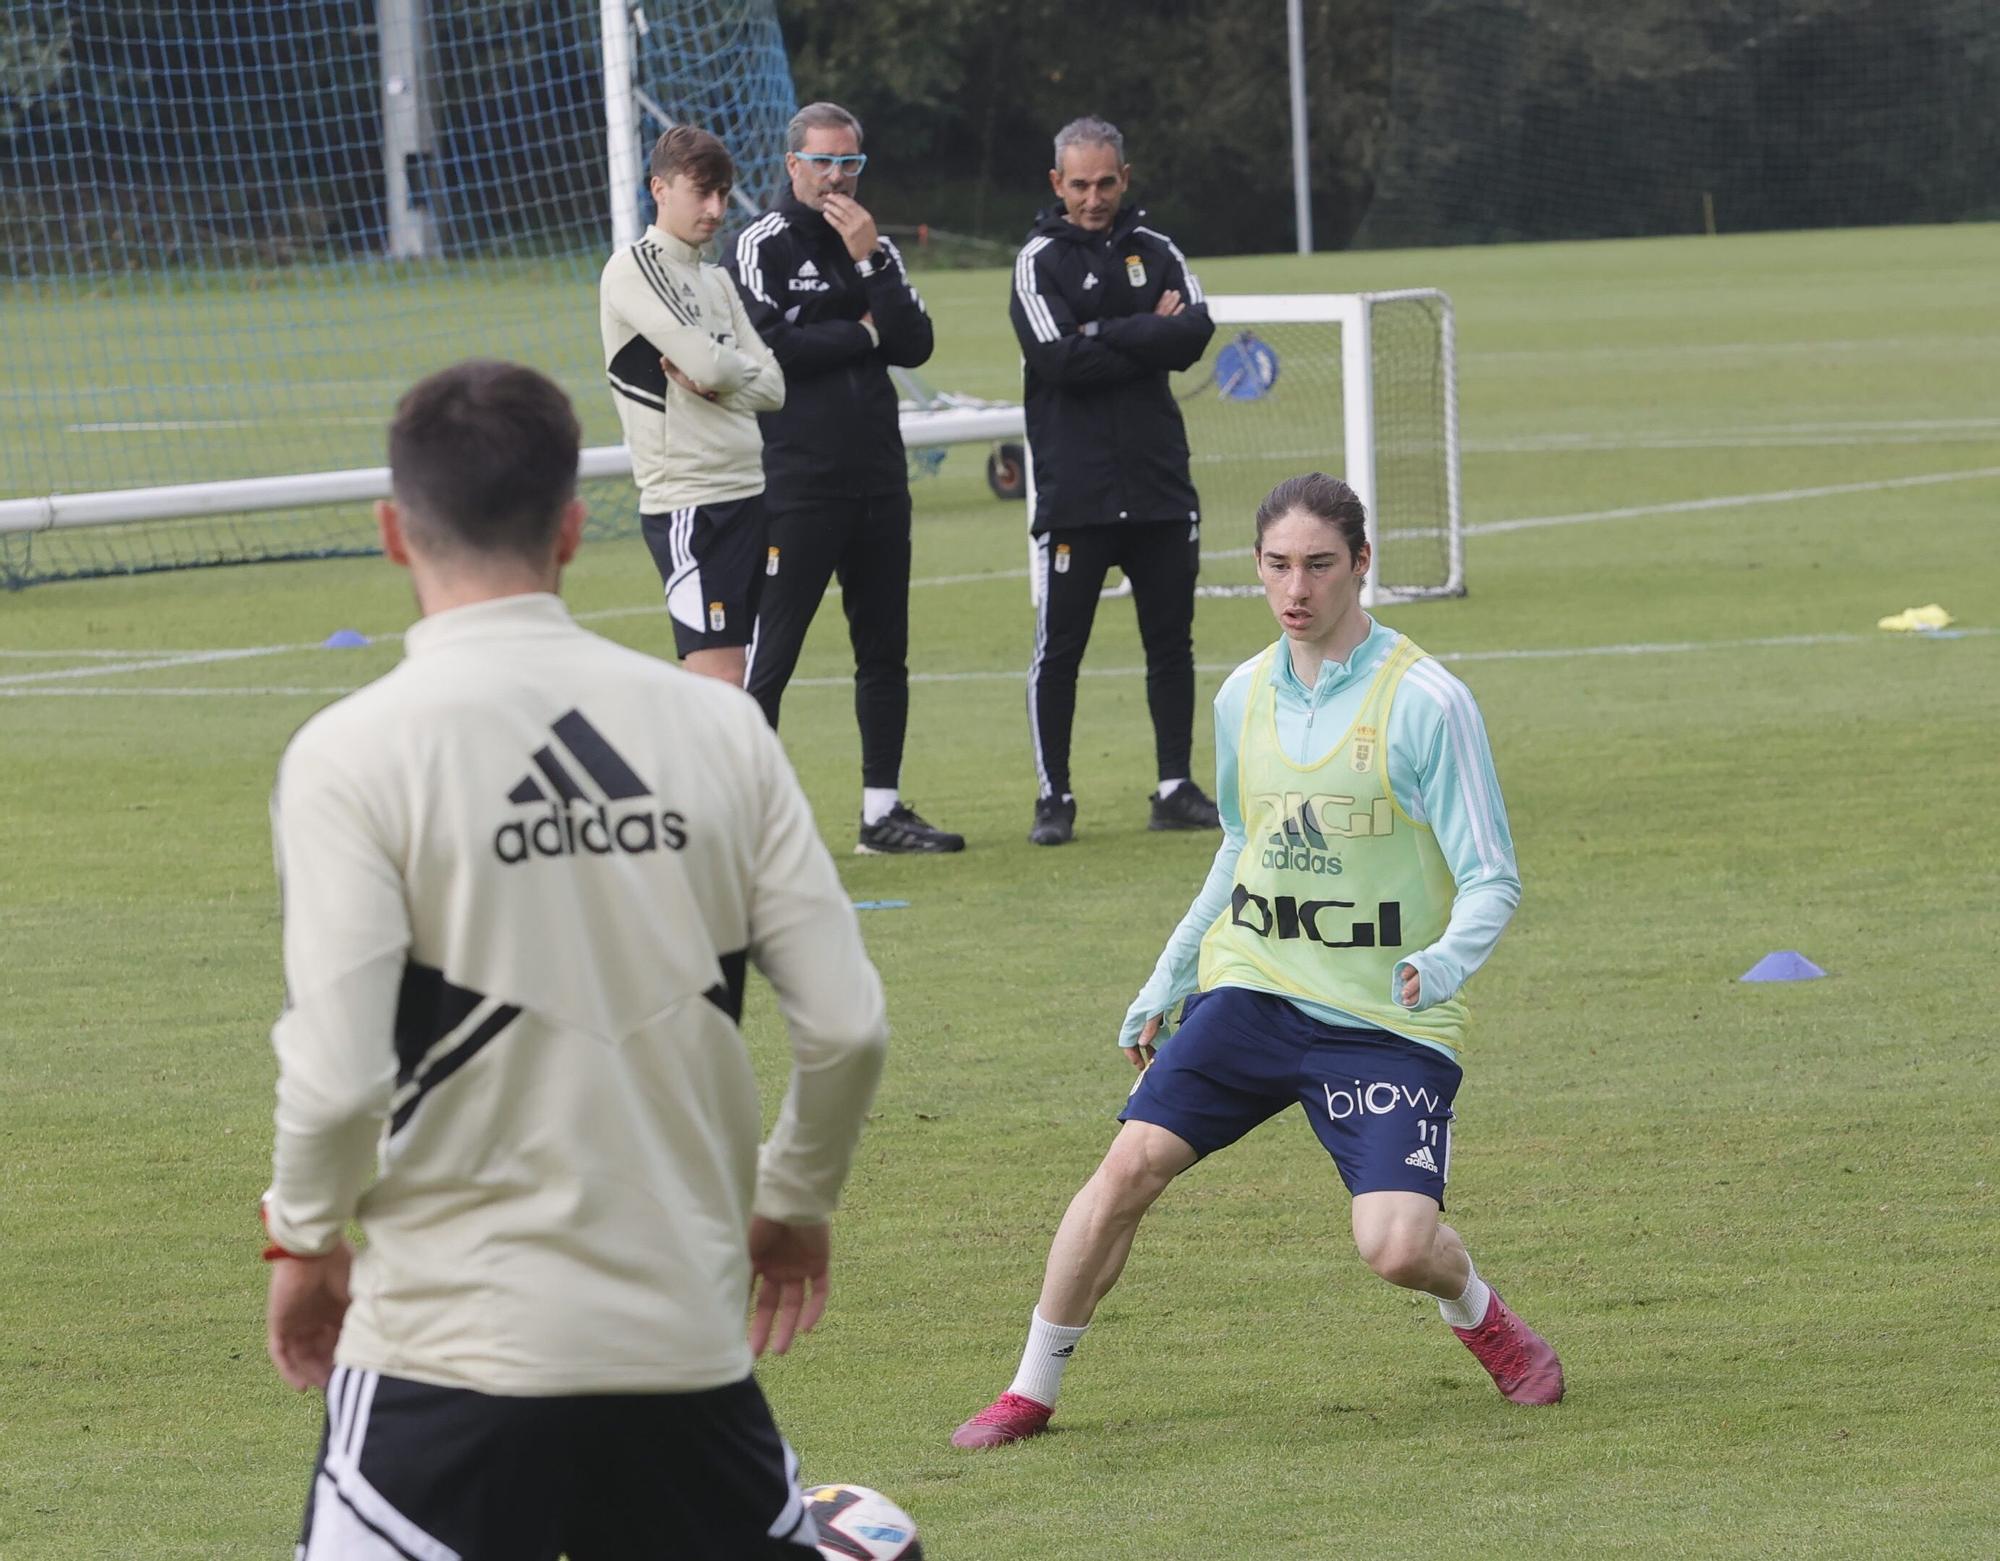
[{"xmin": 1877, "ymin": 603, "xmax": 1954, "ymax": 632}]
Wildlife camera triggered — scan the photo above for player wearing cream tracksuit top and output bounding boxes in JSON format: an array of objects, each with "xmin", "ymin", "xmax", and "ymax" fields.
[
  {"xmin": 601, "ymin": 209, "xmax": 784, "ymax": 665},
  {"xmin": 261, "ymin": 361, "xmax": 880, "ymax": 1559}
]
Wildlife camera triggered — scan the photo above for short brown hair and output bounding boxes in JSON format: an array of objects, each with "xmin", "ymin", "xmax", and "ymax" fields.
[
  {"xmin": 387, "ymin": 360, "xmax": 580, "ymax": 563},
  {"xmin": 649, "ymin": 125, "xmax": 734, "ymax": 193},
  {"xmin": 1254, "ymin": 472, "xmax": 1369, "ymax": 557}
]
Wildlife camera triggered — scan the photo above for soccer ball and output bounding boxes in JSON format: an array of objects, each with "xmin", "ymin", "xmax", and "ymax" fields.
[{"xmin": 804, "ymin": 1483, "xmax": 923, "ymax": 1560}]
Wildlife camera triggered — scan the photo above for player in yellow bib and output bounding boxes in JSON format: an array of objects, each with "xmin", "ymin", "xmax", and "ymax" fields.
[{"xmin": 953, "ymin": 473, "xmax": 1562, "ymax": 1448}]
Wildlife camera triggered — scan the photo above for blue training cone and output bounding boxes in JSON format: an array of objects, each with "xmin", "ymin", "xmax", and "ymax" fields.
[
  {"xmin": 321, "ymin": 628, "xmax": 369, "ymax": 649},
  {"xmin": 1740, "ymin": 950, "xmax": 1826, "ymax": 983}
]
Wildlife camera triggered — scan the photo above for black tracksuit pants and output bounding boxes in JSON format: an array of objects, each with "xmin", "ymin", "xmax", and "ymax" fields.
[
  {"xmin": 746, "ymin": 488, "xmax": 911, "ymax": 790},
  {"xmin": 1028, "ymin": 520, "xmax": 1199, "ymax": 800}
]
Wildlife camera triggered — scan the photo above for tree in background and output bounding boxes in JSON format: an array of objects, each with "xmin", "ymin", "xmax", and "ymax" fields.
[
  {"xmin": 778, "ymin": 0, "xmax": 1388, "ymax": 255},
  {"xmin": 779, "ymin": 0, "xmax": 2000, "ymax": 254}
]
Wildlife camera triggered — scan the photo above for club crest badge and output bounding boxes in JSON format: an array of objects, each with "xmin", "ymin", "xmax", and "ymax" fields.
[
  {"xmin": 1054, "ymin": 543, "xmax": 1072, "ymax": 574},
  {"xmin": 708, "ymin": 601, "xmax": 726, "ymax": 632},
  {"xmin": 1124, "ymin": 254, "xmax": 1146, "ymax": 287},
  {"xmin": 766, "ymin": 546, "xmax": 780, "ymax": 576},
  {"xmin": 1351, "ymin": 724, "xmax": 1378, "ymax": 773}
]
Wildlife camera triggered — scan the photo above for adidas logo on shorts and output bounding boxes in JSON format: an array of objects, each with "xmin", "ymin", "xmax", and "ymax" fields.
[{"xmin": 1403, "ymin": 1144, "xmax": 1439, "ymax": 1174}]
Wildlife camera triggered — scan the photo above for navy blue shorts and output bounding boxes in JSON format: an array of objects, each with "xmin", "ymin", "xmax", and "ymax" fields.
[{"xmin": 1119, "ymin": 987, "xmax": 1463, "ymax": 1205}]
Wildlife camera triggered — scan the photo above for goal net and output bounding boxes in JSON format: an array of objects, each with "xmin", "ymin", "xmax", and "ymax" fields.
[
  {"xmin": 1177, "ymin": 291, "xmax": 1462, "ymax": 605},
  {"xmin": 1053, "ymin": 290, "xmax": 1463, "ymax": 609},
  {"xmin": 0, "ymin": 0, "xmax": 796, "ymax": 588}
]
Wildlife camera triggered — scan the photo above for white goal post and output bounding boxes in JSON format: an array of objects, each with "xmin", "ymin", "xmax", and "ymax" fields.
[{"xmin": 1028, "ymin": 289, "xmax": 1465, "ymax": 611}]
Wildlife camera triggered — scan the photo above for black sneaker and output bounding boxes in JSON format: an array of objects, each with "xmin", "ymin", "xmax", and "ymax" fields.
[
  {"xmin": 1148, "ymin": 782, "xmax": 1221, "ymax": 831},
  {"xmin": 1028, "ymin": 794, "xmax": 1076, "ymax": 846},
  {"xmin": 856, "ymin": 802, "xmax": 965, "ymax": 855}
]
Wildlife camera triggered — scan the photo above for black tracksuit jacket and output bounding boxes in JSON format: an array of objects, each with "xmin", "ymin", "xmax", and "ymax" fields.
[
  {"xmin": 727, "ymin": 190, "xmax": 935, "ymax": 499},
  {"xmin": 1008, "ymin": 205, "xmax": 1216, "ymax": 536}
]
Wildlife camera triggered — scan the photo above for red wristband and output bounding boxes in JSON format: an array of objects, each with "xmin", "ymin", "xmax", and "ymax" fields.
[{"xmin": 257, "ymin": 1198, "xmax": 313, "ymax": 1261}]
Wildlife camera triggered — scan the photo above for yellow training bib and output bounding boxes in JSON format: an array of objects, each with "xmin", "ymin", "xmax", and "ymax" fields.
[{"xmin": 1197, "ymin": 637, "xmax": 1468, "ymax": 1049}]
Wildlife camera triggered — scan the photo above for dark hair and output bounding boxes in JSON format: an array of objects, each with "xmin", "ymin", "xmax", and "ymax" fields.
[
  {"xmin": 650, "ymin": 125, "xmax": 734, "ymax": 193},
  {"xmin": 1254, "ymin": 472, "xmax": 1368, "ymax": 557},
  {"xmin": 387, "ymin": 360, "xmax": 580, "ymax": 563}
]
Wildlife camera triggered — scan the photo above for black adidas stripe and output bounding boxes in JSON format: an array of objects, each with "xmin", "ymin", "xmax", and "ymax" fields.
[
  {"xmin": 634, "ymin": 244, "xmax": 698, "ymax": 328},
  {"xmin": 392, "ymin": 962, "xmax": 487, "ymax": 1086},
  {"xmin": 702, "ymin": 949, "xmax": 748, "ymax": 1024},
  {"xmin": 390, "ymin": 1004, "xmax": 522, "ymax": 1136},
  {"xmin": 532, "ymin": 744, "xmax": 587, "ymax": 803},
  {"xmin": 552, "ymin": 710, "xmax": 649, "ymax": 800},
  {"xmin": 608, "ymin": 376, "xmax": 667, "ymax": 413}
]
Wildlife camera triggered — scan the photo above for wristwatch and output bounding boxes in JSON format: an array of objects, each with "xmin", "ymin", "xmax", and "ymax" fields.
[{"xmin": 854, "ymin": 247, "xmax": 889, "ymax": 278}]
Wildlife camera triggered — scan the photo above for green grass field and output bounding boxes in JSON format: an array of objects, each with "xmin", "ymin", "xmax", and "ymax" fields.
[{"xmin": 3, "ymin": 224, "xmax": 1998, "ymax": 1558}]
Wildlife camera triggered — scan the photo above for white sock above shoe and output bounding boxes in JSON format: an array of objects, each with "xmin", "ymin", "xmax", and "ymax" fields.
[
  {"xmin": 1006, "ymin": 1309, "xmax": 1087, "ymax": 1409},
  {"xmin": 1155, "ymin": 777, "xmax": 1187, "ymax": 798},
  {"xmin": 862, "ymin": 788, "xmax": 899, "ymax": 826},
  {"xmin": 1438, "ymin": 1262, "xmax": 1493, "ymax": 1329}
]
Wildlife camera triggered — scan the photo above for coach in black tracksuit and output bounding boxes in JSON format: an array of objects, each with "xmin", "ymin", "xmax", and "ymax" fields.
[
  {"xmin": 729, "ymin": 101, "xmax": 962, "ymax": 855},
  {"xmin": 1012, "ymin": 116, "xmax": 1221, "ymax": 847}
]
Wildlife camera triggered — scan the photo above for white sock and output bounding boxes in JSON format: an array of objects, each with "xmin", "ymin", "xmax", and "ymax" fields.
[
  {"xmin": 1438, "ymin": 1261, "xmax": 1493, "ymax": 1329},
  {"xmin": 861, "ymin": 788, "xmax": 899, "ymax": 826},
  {"xmin": 1155, "ymin": 777, "xmax": 1187, "ymax": 798},
  {"xmin": 1006, "ymin": 1309, "xmax": 1086, "ymax": 1409}
]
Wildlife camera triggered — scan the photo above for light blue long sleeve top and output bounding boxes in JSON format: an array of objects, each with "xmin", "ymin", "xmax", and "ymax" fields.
[{"xmin": 1121, "ymin": 618, "xmax": 1521, "ymax": 1057}]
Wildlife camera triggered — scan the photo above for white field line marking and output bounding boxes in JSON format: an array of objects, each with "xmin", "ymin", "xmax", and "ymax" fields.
[
  {"xmin": 1466, "ymin": 466, "xmax": 2000, "ymax": 537},
  {"xmin": 9, "ymin": 337, "xmax": 1991, "ymax": 410},
  {"xmin": 65, "ymin": 417, "xmax": 385, "ymax": 433},
  {"xmin": 0, "ymin": 644, "xmax": 329, "ymax": 686},
  {"xmin": 0, "ymin": 646, "xmax": 260, "ymax": 659},
  {"xmin": 7, "ymin": 463, "xmax": 1995, "ymax": 678},
  {"xmin": 0, "ymin": 685, "xmax": 361, "ymax": 697},
  {"xmin": 1467, "ymin": 334, "xmax": 2000, "ymax": 365},
  {"xmin": 3, "ymin": 370, "xmax": 602, "ymax": 403},
  {"xmin": 1201, "ymin": 420, "xmax": 2000, "ymax": 466},
  {"xmin": 3, "ymin": 627, "xmax": 1987, "ymax": 698},
  {"xmin": 1468, "ymin": 428, "xmax": 2000, "ymax": 455}
]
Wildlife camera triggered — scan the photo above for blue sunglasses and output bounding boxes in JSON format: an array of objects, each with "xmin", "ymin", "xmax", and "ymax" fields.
[{"xmin": 795, "ymin": 153, "xmax": 867, "ymax": 174}]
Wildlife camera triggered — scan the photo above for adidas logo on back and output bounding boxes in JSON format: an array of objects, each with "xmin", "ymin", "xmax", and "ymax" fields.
[
  {"xmin": 494, "ymin": 710, "xmax": 688, "ymax": 864},
  {"xmin": 798, "ymin": 258, "xmax": 819, "ymax": 277}
]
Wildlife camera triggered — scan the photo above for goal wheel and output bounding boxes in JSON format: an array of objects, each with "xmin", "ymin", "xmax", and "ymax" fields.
[{"xmin": 986, "ymin": 442, "xmax": 1028, "ymax": 501}]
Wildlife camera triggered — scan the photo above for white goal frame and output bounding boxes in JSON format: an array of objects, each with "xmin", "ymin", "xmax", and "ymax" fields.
[
  {"xmin": 1, "ymin": 293, "xmax": 1461, "ymax": 613},
  {"xmin": 1027, "ymin": 289, "xmax": 1465, "ymax": 610}
]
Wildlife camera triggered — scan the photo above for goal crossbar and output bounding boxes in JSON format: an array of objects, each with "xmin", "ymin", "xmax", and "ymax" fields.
[{"xmin": 0, "ymin": 406, "xmax": 1028, "ymax": 537}]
